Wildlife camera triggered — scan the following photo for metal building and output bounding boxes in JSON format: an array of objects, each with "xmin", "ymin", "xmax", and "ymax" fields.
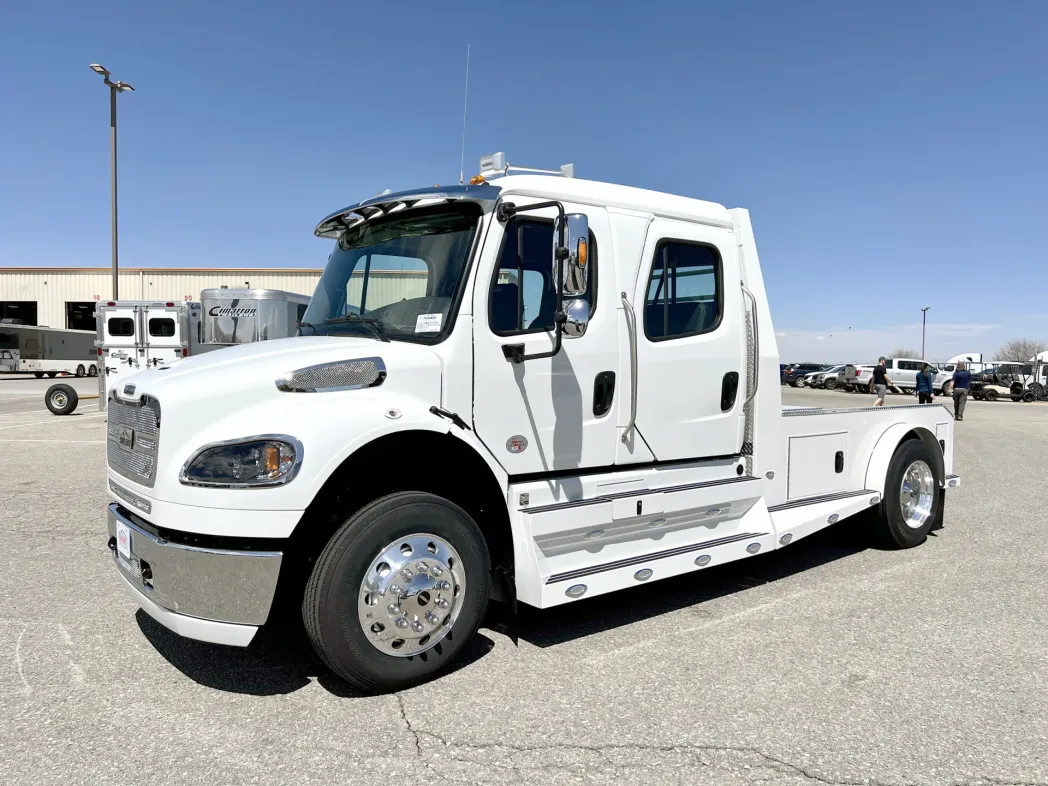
[{"xmin": 0, "ymin": 266, "xmax": 429, "ymax": 330}]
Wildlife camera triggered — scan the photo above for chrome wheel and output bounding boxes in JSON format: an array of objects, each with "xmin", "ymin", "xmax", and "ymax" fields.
[
  {"xmin": 899, "ymin": 460, "xmax": 934, "ymax": 529},
  {"xmin": 50, "ymin": 391, "xmax": 68, "ymax": 409},
  {"xmin": 357, "ymin": 533, "xmax": 465, "ymax": 657}
]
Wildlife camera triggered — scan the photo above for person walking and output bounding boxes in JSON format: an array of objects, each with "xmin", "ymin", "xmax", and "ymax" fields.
[
  {"xmin": 872, "ymin": 357, "xmax": 891, "ymax": 406},
  {"xmin": 951, "ymin": 362, "xmax": 971, "ymax": 421},
  {"xmin": 916, "ymin": 362, "xmax": 935, "ymax": 404}
]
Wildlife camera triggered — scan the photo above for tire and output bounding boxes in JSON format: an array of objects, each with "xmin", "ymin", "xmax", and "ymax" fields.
[
  {"xmin": 984, "ymin": 388, "xmax": 998, "ymax": 401},
  {"xmin": 75, "ymin": 364, "xmax": 86, "ymax": 377},
  {"xmin": 303, "ymin": 492, "xmax": 491, "ymax": 693},
  {"xmin": 34, "ymin": 372, "xmax": 44, "ymax": 379},
  {"xmin": 873, "ymin": 439, "xmax": 940, "ymax": 549},
  {"xmin": 88, "ymin": 365, "xmax": 98, "ymax": 377},
  {"xmin": 824, "ymin": 379, "xmax": 837, "ymax": 391},
  {"xmin": 45, "ymin": 384, "xmax": 78, "ymax": 415},
  {"xmin": 1023, "ymin": 391, "xmax": 1035, "ymax": 403},
  {"xmin": 46, "ymin": 371, "xmax": 57, "ymax": 378},
  {"xmin": 941, "ymin": 380, "xmax": 953, "ymax": 396},
  {"xmin": 1033, "ymin": 383, "xmax": 1044, "ymax": 399}
]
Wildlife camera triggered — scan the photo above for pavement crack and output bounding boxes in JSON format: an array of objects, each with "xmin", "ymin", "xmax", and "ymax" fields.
[{"xmin": 394, "ymin": 692, "xmax": 424, "ymax": 759}]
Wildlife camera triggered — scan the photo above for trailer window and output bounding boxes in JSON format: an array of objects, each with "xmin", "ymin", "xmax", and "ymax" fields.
[
  {"xmin": 644, "ymin": 240, "xmax": 721, "ymax": 341},
  {"xmin": 148, "ymin": 318, "xmax": 176, "ymax": 337},
  {"xmin": 108, "ymin": 318, "xmax": 135, "ymax": 337}
]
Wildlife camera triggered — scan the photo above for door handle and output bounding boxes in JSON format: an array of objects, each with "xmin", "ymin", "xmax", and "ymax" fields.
[
  {"xmin": 721, "ymin": 372, "xmax": 739, "ymax": 411},
  {"xmin": 593, "ymin": 371, "xmax": 616, "ymax": 417}
]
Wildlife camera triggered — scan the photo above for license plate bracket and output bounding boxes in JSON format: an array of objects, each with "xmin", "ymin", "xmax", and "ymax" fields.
[{"xmin": 116, "ymin": 425, "xmax": 135, "ymax": 451}]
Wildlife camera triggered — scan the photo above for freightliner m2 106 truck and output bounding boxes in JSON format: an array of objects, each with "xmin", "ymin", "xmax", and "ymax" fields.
[{"xmin": 104, "ymin": 157, "xmax": 960, "ymax": 692}]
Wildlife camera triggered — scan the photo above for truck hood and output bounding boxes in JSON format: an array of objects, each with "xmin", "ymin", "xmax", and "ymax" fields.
[{"xmin": 119, "ymin": 335, "xmax": 441, "ymax": 403}]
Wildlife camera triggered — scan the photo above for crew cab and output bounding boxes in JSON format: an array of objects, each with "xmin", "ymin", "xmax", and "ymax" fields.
[{"xmin": 104, "ymin": 158, "xmax": 959, "ymax": 692}]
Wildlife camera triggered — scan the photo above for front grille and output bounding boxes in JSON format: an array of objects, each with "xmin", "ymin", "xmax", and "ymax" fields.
[{"xmin": 107, "ymin": 395, "xmax": 161, "ymax": 488}]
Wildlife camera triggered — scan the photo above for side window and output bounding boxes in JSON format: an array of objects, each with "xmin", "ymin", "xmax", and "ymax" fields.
[
  {"xmin": 885, "ymin": 360, "xmax": 894, "ymax": 369},
  {"xmin": 489, "ymin": 218, "xmax": 597, "ymax": 335},
  {"xmin": 148, "ymin": 318, "xmax": 175, "ymax": 337},
  {"xmin": 108, "ymin": 317, "xmax": 134, "ymax": 337},
  {"xmin": 644, "ymin": 240, "xmax": 721, "ymax": 341}
]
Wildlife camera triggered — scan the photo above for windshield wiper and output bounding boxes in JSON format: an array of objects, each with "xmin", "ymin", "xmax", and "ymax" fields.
[{"xmin": 314, "ymin": 314, "xmax": 390, "ymax": 342}]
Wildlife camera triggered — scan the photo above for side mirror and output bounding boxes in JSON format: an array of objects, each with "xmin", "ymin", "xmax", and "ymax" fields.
[
  {"xmin": 554, "ymin": 213, "xmax": 589, "ymax": 297},
  {"xmin": 561, "ymin": 297, "xmax": 589, "ymax": 338}
]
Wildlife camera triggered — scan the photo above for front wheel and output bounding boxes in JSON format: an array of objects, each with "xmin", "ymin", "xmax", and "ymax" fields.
[
  {"xmin": 824, "ymin": 379, "xmax": 837, "ymax": 391},
  {"xmin": 873, "ymin": 439, "xmax": 940, "ymax": 549},
  {"xmin": 303, "ymin": 492, "xmax": 491, "ymax": 693},
  {"xmin": 941, "ymin": 380, "xmax": 953, "ymax": 396},
  {"xmin": 1023, "ymin": 391, "xmax": 1035, "ymax": 402}
]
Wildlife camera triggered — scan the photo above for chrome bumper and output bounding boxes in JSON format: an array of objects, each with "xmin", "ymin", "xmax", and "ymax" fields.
[{"xmin": 106, "ymin": 503, "xmax": 283, "ymax": 634}]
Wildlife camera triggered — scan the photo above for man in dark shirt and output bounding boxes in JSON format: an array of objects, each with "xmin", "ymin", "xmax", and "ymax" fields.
[
  {"xmin": 951, "ymin": 362, "xmax": 972, "ymax": 421},
  {"xmin": 872, "ymin": 358, "xmax": 891, "ymax": 406}
]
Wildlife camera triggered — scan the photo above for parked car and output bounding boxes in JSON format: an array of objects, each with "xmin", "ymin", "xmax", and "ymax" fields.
[
  {"xmin": 838, "ymin": 364, "xmax": 873, "ymax": 393},
  {"xmin": 808, "ymin": 364, "xmax": 846, "ymax": 390},
  {"xmin": 782, "ymin": 362, "xmax": 825, "ymax": 387}
]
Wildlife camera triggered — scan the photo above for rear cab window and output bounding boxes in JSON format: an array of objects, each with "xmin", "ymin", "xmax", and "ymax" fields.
[{"xmin": 643, "ymin": 240, "xmax": 721, "ymax": 341}]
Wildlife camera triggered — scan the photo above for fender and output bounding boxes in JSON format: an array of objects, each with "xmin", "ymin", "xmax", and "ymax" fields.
[{"xmin": 864, "ymin": 423, "xmax": 945, "ymax": 494}]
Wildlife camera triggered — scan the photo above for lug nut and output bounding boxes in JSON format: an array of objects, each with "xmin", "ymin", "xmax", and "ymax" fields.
[
  {"xmin": 387, "ymin": 603, "xmax": 401, "ymax": 615},
  {"xmin": 395, "ymin": 617, "xmax": 409, "ymax": 629},
  {"xmin": 411, "ymin": 620, "xmax": 425, "ymax": 633},
  {"xmin": 390, "ymin": 584, "xmax": 402, "ymax": 595},
  {"xmin": 436, "ymin": 598, "xmax": 450, "ymax": 609},
  {"xmin": 415, "ymin": 561, "xmax": 429, "ymax": 572},
  {"xmin": 430, "ymin": 566, "xmax": 444, "ymax": 577},
  {"xmin": 426, "ymin": 612, "xmax": 440, "ymax": 625},
  {"xmin": 400, "ymin": 567, "xmax": 413, "ymax": 580},
  {"xmin": 438, "ymin": 580, "xmax": 451, "ymax": 591}
]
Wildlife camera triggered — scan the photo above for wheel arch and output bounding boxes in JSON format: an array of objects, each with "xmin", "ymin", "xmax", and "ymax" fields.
[
  {"xmin": 289, "ymin": 429, "xmax": 515, "ymax": 604},
  {"xmin": 864, "ymin": 423, "xmax": 945, "ymax": 495}
]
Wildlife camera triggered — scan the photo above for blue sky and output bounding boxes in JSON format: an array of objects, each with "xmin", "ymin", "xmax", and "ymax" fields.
[{"xmin": 1, "ymin": 0, "xmax": 1046, "ymax": 361}]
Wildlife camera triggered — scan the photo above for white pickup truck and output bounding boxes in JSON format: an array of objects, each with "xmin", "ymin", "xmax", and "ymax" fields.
[{"xmin": 105, "ymin": 158, "xmax": 960, "ymax": 692}]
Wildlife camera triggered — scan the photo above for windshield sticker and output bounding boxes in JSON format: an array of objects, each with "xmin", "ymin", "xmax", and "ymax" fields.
[{"xmin": 415, "ymin": 313, "xmax": 443, "ymax": 333}]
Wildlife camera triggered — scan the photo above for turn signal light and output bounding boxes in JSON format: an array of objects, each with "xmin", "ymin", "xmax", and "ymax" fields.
[
  {"xmin": 469, "ymin": 174, "xmax": 486, "ymax": 185},
  {"xmin": 577, "ymin": 237, "xmax": 588, "ymax": 267}
]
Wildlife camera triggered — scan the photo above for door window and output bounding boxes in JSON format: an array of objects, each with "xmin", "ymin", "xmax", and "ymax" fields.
[
  {"xmin": 148, "ymin": 318, "xmax": 176, "ymax": 337},
  {"xmin": 489, "ymin": 218, "xmax": 597, "ymax": 335},
  {"xmin": 898, "ymin": 360, "xmax": 920, "ymax": 371},
  {"xmin": 643, "ymin": 241, "xmax": 721, "ymax": 341},
  {"xmin": 107, "ymin": 318, "xmax": 135, "ymax": 337}
]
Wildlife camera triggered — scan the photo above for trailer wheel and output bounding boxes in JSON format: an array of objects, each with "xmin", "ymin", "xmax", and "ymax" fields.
[
  {"xmin": 45, "ymin": 384, "xmax": 79, "ymax": 416},
  {"xmin": 1022, "ymin": 390, "xmax": 1035, "ymax": 403},
  {"xmin": 88, "ymin": 364, "xmax": 98, "ymax": 377},
  {"xmin": 874, "ymin": 439, "xmax": 940, "ymax": 549},
  {"xmin": 34, "ymin": 372, "xmax": 44, "ymax": 379},
  {"xmin": 984, "ymin": 388, "xmax": 998, "ymax": 402},
  {"xmin": 303, "ymin": 491, "xmax": 491, "ymax": 693},
  {"xmin": 74, "ymin": 364, "xmax": 86, "ymax": 377}
]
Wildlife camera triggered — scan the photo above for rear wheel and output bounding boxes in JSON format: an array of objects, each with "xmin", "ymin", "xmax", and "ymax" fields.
[
  {"xmin": 873, "ymin": 439, "xmax": 940, "ymax": 549},
  {"xmin": 303, "ymin": 492, "xmax": 491, "ymax": 693},
  {"xmin": 75, "ymin": 364, "xmax": 86, "ymax": 377},
  {"xmin": 941, "ymin": 380, "xmax": 953, "ymax": 396},
  {"xmin": 45, "ymin": 384, "xmax": 78, "ymax": 415},
  {"xmin": 87, "ymin": 364, "xmax": 98, "ymax": 377},
  {"xmin": 1023, "ymin": 391, "xmax": 1035, "ymax": 403}
]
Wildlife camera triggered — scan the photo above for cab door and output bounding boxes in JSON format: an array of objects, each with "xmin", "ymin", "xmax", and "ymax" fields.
[
  {"xmin": 472, "ymin": 203, "xmax": 619, "ymax": 475},
  {"xmin": 629, "ymin": 219, "xmax": 746, "ymax": 462}
]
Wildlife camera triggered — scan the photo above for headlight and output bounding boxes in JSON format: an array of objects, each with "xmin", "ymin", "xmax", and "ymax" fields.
[{"xmin": 179, "ymin": 436, "xmax": 302, "ymax": 488}]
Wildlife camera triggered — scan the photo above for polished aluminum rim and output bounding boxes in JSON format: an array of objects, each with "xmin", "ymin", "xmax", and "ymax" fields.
[
  {"xmin": 51, "ymin": 391, "xmax": 68, "ymax": 408},
  {"xmin": 357, "ymin": 533, "xmax": 465, "ymax": 657},
  {"xmin": 899, "ymin": 460, "xmax": 934, "ymax": 529}
]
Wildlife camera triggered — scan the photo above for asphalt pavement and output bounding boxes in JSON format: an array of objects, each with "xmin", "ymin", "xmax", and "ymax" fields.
[{"xmin": 0, "ymin": 380, "xmax": 1045, "ymax": 785}]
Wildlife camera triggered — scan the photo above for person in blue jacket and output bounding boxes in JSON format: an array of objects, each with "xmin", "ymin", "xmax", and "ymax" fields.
[
  {"xmin": 951, "ymin": 362, "xmax": 972, "ymax": 421},
  {"xmin": 916, "ymin": 362, "xmax": 935, "ymax": 404}
]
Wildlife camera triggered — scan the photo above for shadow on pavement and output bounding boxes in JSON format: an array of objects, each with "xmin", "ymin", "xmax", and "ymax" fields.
[{"xmin": 137, "ymin": 514, "xmax": 894, "ymax": 697}]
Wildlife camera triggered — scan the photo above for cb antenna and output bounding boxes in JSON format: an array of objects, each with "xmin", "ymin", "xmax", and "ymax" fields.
[{"xmin": 459, "ymin": 43, "xmax": 470, "ymax": 185}]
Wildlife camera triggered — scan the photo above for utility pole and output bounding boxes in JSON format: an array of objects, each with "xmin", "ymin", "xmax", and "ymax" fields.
[
  {"xmin": 89, "ymin": 64, "xmax": 134, "ymax": 300},
  {"xmin": 921, "ymin": 306, "xmax": 931, "ymax": 361}
]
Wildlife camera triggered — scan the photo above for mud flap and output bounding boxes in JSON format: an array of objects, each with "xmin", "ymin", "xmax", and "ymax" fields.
[{"xmin": 931, "ymin": 489, "xmax": 946, "ymax": 532}]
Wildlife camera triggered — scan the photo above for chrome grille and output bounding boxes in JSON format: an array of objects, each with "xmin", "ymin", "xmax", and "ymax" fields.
[{"xmin": 107, "ymin": 395, "xmax": 160, "ymax": 488}]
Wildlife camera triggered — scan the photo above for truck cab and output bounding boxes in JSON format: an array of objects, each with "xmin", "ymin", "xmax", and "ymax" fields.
[{"xmin": 104, "ymin": 158, "xmax": 958, "ymax": 692}]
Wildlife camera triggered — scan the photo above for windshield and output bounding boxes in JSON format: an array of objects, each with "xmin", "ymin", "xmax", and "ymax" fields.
[{"xmin": 301, "ymin": 204, "xmax": 481, "ymax": 341}]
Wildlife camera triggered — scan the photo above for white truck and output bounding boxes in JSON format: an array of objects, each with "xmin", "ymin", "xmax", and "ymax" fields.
[
  {"xmin": 0, "ymin": 323, "xmax": 97, "ymax": 377},
  {"xmin": 104, "ymin": 159, "xmax": 960, "ymax": 692},
  {"xmin": 96, "ymin": 289, "xmax": 309, "ymax": 409}
]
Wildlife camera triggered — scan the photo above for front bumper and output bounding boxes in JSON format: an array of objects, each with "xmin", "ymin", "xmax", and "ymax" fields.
[{"xmin": 106, "ymin": 503, "xmax": 283, "ymax": 646}]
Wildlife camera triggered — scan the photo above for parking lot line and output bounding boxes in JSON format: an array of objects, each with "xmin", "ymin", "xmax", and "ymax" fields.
[
  {"xmin": 0, "ymin": 439, "xmax": 105, "ymax": 444},
  {"xmin": 0, "ymin": 412, "xmax": 107, "ymax": 431}
]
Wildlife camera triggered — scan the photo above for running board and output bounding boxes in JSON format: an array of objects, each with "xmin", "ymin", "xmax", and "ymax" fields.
[{"xmin": 767, "ymin": 489, "xmax": 876, "ymax": 512}]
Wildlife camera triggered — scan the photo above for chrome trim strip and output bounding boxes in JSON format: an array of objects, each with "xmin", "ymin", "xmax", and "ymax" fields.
[
  {"xmin": 178, "ymin": 434, "xmax": 304, "ymax": 488},
  {"xmin": 109, "ymin": 479, "xmax": 152, "ymax": 514},
  {"xmin": 767, "ymin": 489, "xmax": 875, "ymax": 512},
  {"xmin": 782, "ymin": 404, "xmax": 952, "ymax": 417},
  {"xmin": 545, "ymin": 531, "xmax": 766, "ymax": 583},
  {"xmin": 523, "ymin": 475, "xmax": 759, "ymax": 514}
]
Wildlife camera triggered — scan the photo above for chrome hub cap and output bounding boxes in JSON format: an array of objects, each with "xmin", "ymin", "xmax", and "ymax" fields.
[
  {"xmin": 357, "ymin": 534, "xmax": 465, "ymax": 657},
  {"xmin": 899, "ymin": 460, "xmax": 934, "ymax": 529},
  {"xmin": 51, "ymin": 391, "xmax": 68, "ymax": 408}
]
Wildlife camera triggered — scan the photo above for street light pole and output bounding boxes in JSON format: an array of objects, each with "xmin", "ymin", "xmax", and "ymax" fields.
[
  {"xmin": 921, "ymin": 306, "xmax": 931, "ymax": 361},
  {"xmin": 90, "ymin": 64, "xmax": 134, "ymax": 301}
]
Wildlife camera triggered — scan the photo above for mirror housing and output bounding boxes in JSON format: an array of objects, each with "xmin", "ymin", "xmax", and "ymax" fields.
[
  {"xmin": 561, "ymin": 298, "xmax": 589, "ymax": 338},
  {"xmin": 554, "ymin": 213, "xmax": 589, "ymax": 297}
]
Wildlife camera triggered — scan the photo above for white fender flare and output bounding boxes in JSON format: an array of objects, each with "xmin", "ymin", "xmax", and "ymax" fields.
[{"xmin": 864, "ymin": 423, "xmax": 945, "ymax": 494}]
